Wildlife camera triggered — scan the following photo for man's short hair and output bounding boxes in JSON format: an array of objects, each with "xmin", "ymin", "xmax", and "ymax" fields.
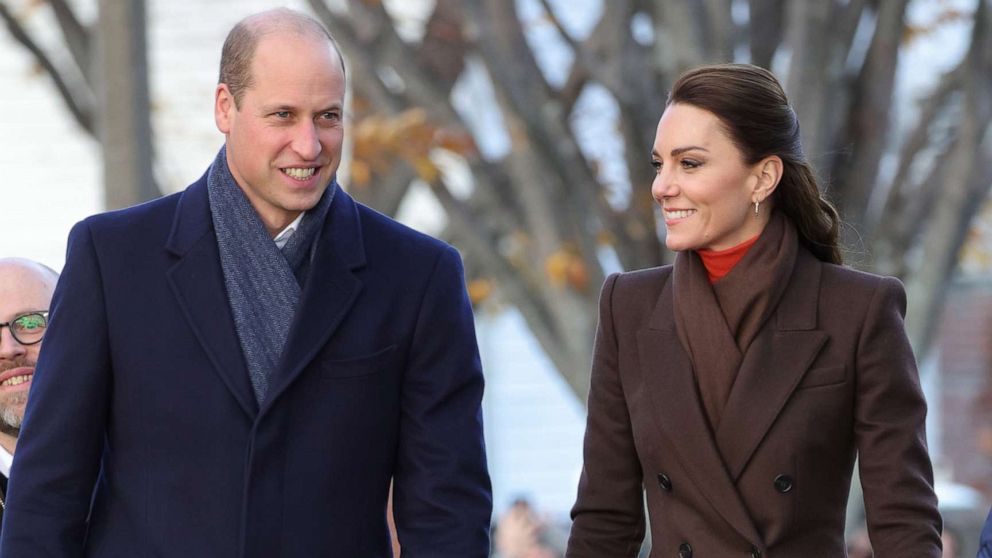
[{"xmin": 218, "ymin": 8, "xmax": 346, "ymax": 108}]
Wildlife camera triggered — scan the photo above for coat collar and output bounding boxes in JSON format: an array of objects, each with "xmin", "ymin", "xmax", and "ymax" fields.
[
  {"xmin": 638, "ymin": 274, "xmax": 763, "ymax": 546},
  {"xmin": 263, "ymin": 183, "xmax": 365, "ymax": 415},
  {"xmin": 164, "ymin": 175, "xmax": 367, "ymax": 419},
  {"xmin": 715, "ymin": 249, "xmax": 827, "ymax": 480},
  {"xmin": 637, "ymin": 249, "xmax": 826, "ymax": 545},
  {"xmin": 166, "ymin": 174, "xmax": 258, "ymax": 418}
]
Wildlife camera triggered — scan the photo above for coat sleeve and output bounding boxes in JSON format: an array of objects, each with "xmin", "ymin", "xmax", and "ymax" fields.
[
  {"xmin": 390, "ymin": 245, "xmax": 493, "ymax": 557},
  {"xmin": 979, "ymin": 506, "xmax": 992, "ymax": 558},
  {"xmin": 566, "ymin": 273, "xmax": 646, "ymax": 557},
  {"xmin": 855, "ymin": 276, "xmax": 942, "ymax": 557},
  {"xmin": 0, "ymin": 220, "xmax": 111, "ymax": 556}
]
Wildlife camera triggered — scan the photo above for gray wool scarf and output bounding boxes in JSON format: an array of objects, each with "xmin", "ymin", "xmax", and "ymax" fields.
[{"xmin": 206, "ymin": 146, "xmax": 335, "ymax": 403}]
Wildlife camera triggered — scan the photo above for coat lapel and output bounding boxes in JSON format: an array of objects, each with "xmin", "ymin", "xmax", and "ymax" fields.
[
  {"xmin": 262, "ymin": 190, "xmax": 366, "ymax": 414},
  {"xmin": 637, "ymin": 276, "xmax": 763, "ymax": 546},
  {"xmin": 165, "ymin": 177, "xmax": 258, "ymax": 418},
  {"xmin": 716, "ymin": 250, "xmax": 827, "ymax": 481}
]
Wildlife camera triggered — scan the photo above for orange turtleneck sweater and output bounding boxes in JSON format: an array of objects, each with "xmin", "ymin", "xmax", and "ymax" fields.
[{"xmin": 697, "ymin": 234, "xmax": 760, "ymax": 283}]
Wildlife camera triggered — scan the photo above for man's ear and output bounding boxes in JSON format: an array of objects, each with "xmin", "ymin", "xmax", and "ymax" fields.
[
  {"xmin": 752, "ymin": 155, "xmax": 783, "ymax": 204},
  {"xmin": 215, "ymin": 84, "xmax": 236, "ymax": 134}
]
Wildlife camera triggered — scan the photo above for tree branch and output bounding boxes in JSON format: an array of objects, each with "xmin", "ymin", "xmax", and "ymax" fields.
[
  {"xmin": 701, "ymin": 0, "xmax": 734, "ymax": 61},
  {"xmin": 48, "ymin": 0, "xmax": 91, "ymax": 87},
  {"xmin": 903, "ymin": 0, "xmax": 992, "ymax": 356},
  {"xmin": 833, "ymin": 0, "xmax": 870, "ymax": 65},
  {"xmin": 468, "ymin": 0, "xmax": 606, "ymax": 275},
  {"xmin": 307, "ymin": 0, "xmax": 407, "ymax": 114},
  {"xmin": 871, "ymin": 65, "xmax": 964, "ymax": 269},
  {"xmin": 537, "ymin": 0, "xmax": 580, "ymax": 49},
  {"xmin": 833, "ymin": 0, "xmax": 909, "ymax": 230},
  {"xmin": 0, "ymin": 1, "xmax": 95, "ymax": 135},
  {"xmin": 348, "ymin": 0, "xmax": 467, "ymax": 124},
  {"xmin": 416, "ymin": 0, "xmax": 467, "ymax": 92},
  {"xmin": 748, "ymin": 0, "xmax": 786, "ymax": 67},
  {"xmin": 425, "ymin": 173, "xmax": 596, "ymax": 399},
  {"xmin": 650, "ymin": 0, "xmax": 704, "ymax": 74}
]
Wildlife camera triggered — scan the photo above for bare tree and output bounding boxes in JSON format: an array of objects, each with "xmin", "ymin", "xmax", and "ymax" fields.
[
  {"xmin": 0, "ymin": 0, "xmax": 159, "ymax": 209},
  {"xmin": 308, "ymin": 0, "xmax": 992, "ymax": 403},
  {"xmin": 5, "ymin": 0, "xmax": 987, "ymax": 403}
]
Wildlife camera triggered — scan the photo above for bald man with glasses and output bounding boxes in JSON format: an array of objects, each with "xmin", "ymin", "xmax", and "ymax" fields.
[{"xmin": 0, "ymin": 258, "xmax": 58, "ymax": 522}]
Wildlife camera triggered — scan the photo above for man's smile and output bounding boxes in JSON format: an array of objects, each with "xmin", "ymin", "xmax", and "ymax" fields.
[
  {"xmin": 282, "ymin": 166, "xmax": 317, "ymax": 180},
  {"xmin": 0, "ymin": 366, "xmax": 33, "ymax": 390}
]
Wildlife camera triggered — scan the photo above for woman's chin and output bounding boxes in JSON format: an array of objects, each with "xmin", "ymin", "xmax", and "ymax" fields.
[{"xmin": 665, "ymin": 238, "xmax": 695, "ymax": 252}]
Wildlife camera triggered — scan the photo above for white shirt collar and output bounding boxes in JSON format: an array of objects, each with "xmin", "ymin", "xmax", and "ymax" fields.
[
  {"xmin": 273, "ymin": 212, "xmax": 305, "ymax": 250},
  {"xmin": 0, "ymin": 443, "xmax": 12, "ymax": 478}
]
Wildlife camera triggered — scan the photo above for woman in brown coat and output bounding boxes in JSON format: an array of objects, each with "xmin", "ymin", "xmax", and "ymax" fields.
[{"xmin": 566, "ymin": 64, "xmax": 942, "ymax": 557}]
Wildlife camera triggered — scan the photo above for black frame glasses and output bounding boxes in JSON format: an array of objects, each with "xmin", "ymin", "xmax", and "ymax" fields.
[{"xmin": 0, "ymin": 311, "xmax": 49, "ymax": 346}]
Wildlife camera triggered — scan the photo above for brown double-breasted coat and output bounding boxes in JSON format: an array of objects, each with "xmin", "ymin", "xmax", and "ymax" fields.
[{"xmin": 567, "ymin": 249, "xmax": 942, "ymax": 557}]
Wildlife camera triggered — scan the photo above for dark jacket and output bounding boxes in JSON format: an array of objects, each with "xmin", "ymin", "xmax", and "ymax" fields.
[
  {"xmin": 567, "ymin": 249, "xmax": 941, "ymax": 557},
  {"xmin": 979, "ymin": 506, "xmax": 992, "ymax": 558},
  {"xmin": 0, "ymin": 175, "xmax": 492, "ymax": 557}
]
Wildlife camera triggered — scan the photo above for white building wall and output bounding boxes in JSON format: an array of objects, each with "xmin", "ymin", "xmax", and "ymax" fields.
[{"xmin": 479, "ymin": 308, "xmax": 586, "ymax": 519}]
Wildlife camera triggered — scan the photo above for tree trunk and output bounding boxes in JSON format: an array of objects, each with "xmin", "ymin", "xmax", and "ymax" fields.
[{"xmin": 96, "ymin": 0, "xmax": 158, "ymax": 209}]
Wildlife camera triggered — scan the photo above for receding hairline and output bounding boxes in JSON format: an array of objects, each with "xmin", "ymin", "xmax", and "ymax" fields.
[
  {"xmin": 239, "ymin": 8, "xmax": 333, "ymax": 43},
  {"xmin": 219, "ymin": 8, "xmax": 346, "ymax": 98}
]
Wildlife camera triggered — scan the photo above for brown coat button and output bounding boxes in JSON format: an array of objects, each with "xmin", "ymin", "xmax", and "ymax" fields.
[
  {"xmin": 657, "ymin": 473, "xmax": 673, "ymax": 492},
  {"xmin": 774, "ymin": 473, "xmax": 794, "ymax": 493},
  {"xmin": 678, "ymin": 542, "xmax": 693, "ymax": 558},
  {"xmin": 750, "ymin": 545, "xmax": 763, "ymax": 557}
]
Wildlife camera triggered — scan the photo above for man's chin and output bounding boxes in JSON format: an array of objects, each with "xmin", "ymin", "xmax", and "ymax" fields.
[
  {"xmin": 0, "ymin": 419, "xmax": 21, "ymax": 438},
  {"xmin": 0, "ymin": 401, "xmax": 26, "ymax": 437}
]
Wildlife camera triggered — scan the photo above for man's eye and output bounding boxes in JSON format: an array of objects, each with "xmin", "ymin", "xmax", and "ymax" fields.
[
  {"xmin": 14, "ymin": 315, "xmax": 46, "ymax": 331},
  {"xmin": 273, "ymin": 111, "xmax": 290, "ymax": 118},
  {"xmin": 320, "ymin": 112, "xmax": 339, "ymax": 121}
]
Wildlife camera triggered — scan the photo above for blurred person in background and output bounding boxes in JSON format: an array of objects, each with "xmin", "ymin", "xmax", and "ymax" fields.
[
  {"xmin": 566, "ymin": 63, "xmax": 941, "ymax": 557},
  {"xmin": 940, "ymin": 526, "xmax": 959, "ymax": 558},
  {"xmin": 0, "ymin": 8, "xmax": 490, "ymax": 557},
  {"xmin": 0, "ymin": 258, "xmax": 57, "ymax": 525},
  {"xmin": 494, "ymin": 498, "xmax": 563, "ymax": 558},
  {"xmin": 847, "ymin": 527, "xmax": 874, "ymax": 558}
]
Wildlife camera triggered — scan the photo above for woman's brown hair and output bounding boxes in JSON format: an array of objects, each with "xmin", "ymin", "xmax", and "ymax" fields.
[{"xmin": 668, "ymin": 63, "xmax": 842, "ymax": 264}]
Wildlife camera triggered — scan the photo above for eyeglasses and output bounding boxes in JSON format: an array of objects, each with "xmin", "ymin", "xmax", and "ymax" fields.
[{"xmin": 0, "ymin": 311, "xmax": 49, "ymax": 346}]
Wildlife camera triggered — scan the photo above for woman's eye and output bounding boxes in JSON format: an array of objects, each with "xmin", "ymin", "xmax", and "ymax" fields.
[
  {"xmin": 651, "ymin": 160, "xmax": 662, "ymax": 173},
  {"xmin": 681, "ymin": 159, "xmax": 701, "ymax": 169}
]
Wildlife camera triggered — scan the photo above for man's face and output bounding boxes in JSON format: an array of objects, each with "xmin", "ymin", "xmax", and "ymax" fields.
[
  {"xmin": 214, "ymin": 32, "xmax": 346, "ymax": 235},
  {"xmin": 0, "ymin": 261, "xmax": 56, "ymax": 435}
]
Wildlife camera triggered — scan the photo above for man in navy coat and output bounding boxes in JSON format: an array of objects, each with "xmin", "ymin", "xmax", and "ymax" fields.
[{"xmin": 0, "ymin": 8, "xmax": 492, "ymax": 557}]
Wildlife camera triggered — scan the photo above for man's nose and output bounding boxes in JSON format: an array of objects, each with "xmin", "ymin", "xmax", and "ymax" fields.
[
  {"xmin": 0, "ymin": 326, "xmax": 27, "ymax": 359},
  {"xmin": 292, "ymin": 122, "xmax": 322, "ymax": 161}
]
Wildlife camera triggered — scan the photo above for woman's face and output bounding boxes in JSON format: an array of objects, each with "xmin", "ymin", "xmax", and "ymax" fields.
[{"xmin": 651, "ymin": 103, "xmax": 772, "ymax": 252}]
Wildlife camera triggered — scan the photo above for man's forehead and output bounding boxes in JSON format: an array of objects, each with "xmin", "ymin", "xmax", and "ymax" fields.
[
  {"xmin": 254, "ymin": 29, "xmax": 334, "ymax": 57},
  {"xmin": 243, "ymin": 46, "xmax": 346, "ymax": 109},
  {"xmin": 0, "ymin": 263, "xmax": 56, "ymax": 316},
  {"xmin": 250, "ymin": 31, "xmax": 344, "ymax": 76}
]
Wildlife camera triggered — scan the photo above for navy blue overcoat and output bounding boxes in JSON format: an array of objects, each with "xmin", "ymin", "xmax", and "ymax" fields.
[{"xmin": 0, "ymin": 173, "xmax": 492, "ymax": 557}]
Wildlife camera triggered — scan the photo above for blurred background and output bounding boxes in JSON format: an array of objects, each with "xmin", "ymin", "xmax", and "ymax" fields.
[{"xmin": 0, "ymin": 0, "xmax": 990, "ymax": 555}]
